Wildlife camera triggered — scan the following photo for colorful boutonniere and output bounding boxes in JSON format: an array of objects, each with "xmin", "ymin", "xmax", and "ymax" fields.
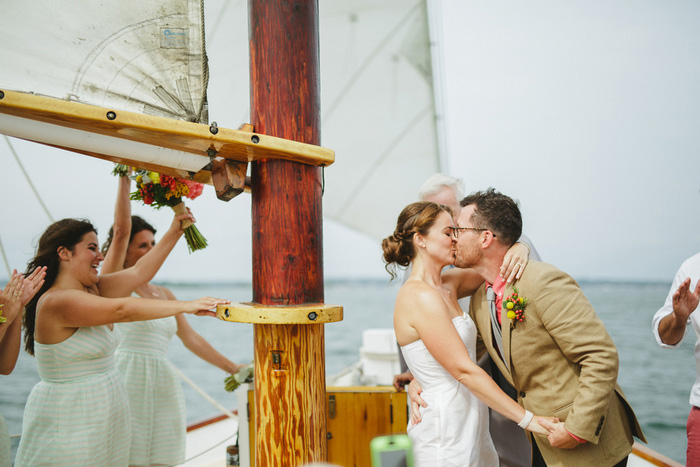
[{"xmin": 504, "ymin": 286, "xmax": 528, "ymax": 324}]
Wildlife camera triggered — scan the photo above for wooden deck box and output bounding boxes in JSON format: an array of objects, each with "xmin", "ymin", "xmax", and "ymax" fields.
[{"xmin": 241, "ymin": 385, "xmax": 408, "ymax": 466}]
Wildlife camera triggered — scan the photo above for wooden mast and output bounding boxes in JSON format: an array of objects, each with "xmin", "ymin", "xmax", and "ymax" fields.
[{"xmin": 249, "ymin": 0, "xmax": 327, "ymax": 465}]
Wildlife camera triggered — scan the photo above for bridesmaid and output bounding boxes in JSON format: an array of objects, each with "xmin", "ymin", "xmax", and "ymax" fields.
[
  {"xmin": 15, "ymin": 214, "xmax": 227, "ymax": 466},
  {"xmin": 101, "ymin": 173, "xmax": 244, "ymax": 466}
]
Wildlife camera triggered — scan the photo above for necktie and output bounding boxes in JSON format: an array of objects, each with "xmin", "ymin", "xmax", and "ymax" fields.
[{"xmin": 487, "ymin": 286, "xmax": 507, "ymax": 369}]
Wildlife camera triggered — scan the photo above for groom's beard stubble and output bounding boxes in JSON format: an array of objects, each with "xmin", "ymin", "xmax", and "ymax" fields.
[{"xmin": 454, "ymin": 242, "xmax": 480, "ymax": 269}]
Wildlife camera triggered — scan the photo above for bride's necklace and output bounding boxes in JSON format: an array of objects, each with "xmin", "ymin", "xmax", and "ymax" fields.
[{"xmin": 430, "ymin": 283, "xmax": 452, "ymax": 297}]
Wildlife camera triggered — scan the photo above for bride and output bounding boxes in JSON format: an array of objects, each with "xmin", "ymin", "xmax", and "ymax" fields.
[{"xmin": 382, "ymin": 201, "xmax": 548, "ymax": 466}]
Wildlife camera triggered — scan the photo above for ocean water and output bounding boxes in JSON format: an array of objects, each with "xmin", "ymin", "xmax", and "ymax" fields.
[{"xmin": 0, "ymin": 279, "xmax": 691, "ymax": 464}]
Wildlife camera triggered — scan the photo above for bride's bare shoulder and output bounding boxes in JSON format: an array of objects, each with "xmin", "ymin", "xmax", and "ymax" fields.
[{"xmin": 396, "ymin": 279, "xmax": 444, "ymax": 311}]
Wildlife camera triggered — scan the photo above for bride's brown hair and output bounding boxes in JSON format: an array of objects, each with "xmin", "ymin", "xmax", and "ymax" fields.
[{"xmin": 381, "ymin": 202, "xmax": 452, "ymax": 279}]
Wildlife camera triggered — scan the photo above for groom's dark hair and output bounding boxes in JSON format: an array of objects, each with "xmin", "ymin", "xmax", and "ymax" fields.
[{"xmin": 460, "ymin": 188, "xmax": 522, "ymax": 246}]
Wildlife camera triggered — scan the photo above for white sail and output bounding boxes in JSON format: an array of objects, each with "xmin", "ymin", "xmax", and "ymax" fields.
[
  {"xmin": 204, "ymin": 0, "xmax": 445, "ymax": 240},
  {"xmin": 0, "ymin": 0, "xmax": 442, "ymax": 247},
  {"xmin": 0, "ymin": 0, "xmax": 208, "ymax": 123},
  {"xmin": 318, "ymin": 0, "xmax": 442, "ymax": 240}
]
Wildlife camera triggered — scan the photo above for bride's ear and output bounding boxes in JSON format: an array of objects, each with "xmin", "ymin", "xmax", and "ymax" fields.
[{"xmin": 413, "ymin": 232, "xmax": 426, "ymax": 249}]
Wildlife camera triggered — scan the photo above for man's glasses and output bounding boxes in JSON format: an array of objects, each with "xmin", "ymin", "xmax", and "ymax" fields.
[{"xmin": 451, "ymin": 226, "xmax": 494, "ymax": 239}]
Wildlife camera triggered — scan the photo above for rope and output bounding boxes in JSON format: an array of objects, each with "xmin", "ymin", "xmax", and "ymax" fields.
[
  {"xmin": 172, "ymin": 366, "xmax": 240, "ymax": 464},
  {"xmin": 172, "ymin": 366, "xmax": 237, "ymax": 420},
  {"xmin": 0, "ymin": 234, "xmax": 11, "ymax": 278},
  {"xmin": 177, "ymin": 431, "xmax": 236, "ymax": 465},
  {"xmin": 322, "ymin": 1, "xmax": 424, "ymax": 122},
  {"xmin": 4, "ymin": 136, "xmax": 54, "ymax": 222}
]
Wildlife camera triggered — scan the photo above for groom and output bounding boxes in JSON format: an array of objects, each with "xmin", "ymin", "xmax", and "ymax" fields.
[{"xmin": 435, "ymin": 189, "xmax": 644, "ymax": 466}]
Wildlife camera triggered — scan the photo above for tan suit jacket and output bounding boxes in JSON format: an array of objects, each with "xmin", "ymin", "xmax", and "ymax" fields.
[{"xmin": 469, "ymin": 261, "xmax": 645, "ymax": 467}]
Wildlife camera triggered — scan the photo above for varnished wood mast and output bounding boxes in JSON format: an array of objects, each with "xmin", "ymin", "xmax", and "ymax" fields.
[{"xmin": 249, "ymin": 0, "xmax": 332, "ymax": 465}]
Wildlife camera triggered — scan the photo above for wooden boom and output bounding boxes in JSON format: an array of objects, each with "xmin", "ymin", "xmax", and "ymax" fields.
[{"xmin": 0, "ymin": 88, "xmax": 335, "ymax": 187}]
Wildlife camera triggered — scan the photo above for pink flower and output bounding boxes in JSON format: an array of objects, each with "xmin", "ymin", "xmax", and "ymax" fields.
[{"xmin": 183, "ymin": 179, "xmax": 204, "ymax": 200}]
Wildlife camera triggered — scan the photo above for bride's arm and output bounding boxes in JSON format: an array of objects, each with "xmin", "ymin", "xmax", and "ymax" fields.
[
  {"xmin": 443, "ymin": 241, "xmax": 531, "ymax": 298},
  {"xmin": 500, "ymin": 241, "xmax": 531, "ymax": 283},
  {"xmin": 443, "ymin": 268, "xmax": 484, "ymax": 299},
  {"xmin": 404, "ymin": 286, "xmax": 547, "ymax": 435}
]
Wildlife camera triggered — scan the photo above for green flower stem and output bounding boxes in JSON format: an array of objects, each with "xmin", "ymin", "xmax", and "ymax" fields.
[{"xmin": 183, "ymin": 225, "xmax": 207, "ymax": 253}]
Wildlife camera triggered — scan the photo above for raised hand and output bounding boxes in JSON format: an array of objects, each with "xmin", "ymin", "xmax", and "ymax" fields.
[
  {"xmin": 673, "ymin": 277, "xmax": 700, "ymax": 322},
  {"xmin": 21, "ymin": 266, "xmax": 47, "ymax": 307},
  {"xmin": 0, "ymin": 271, "xmax": 25, "ymax": 324},
  {"xmin": 170, "ymin": 207, "xmax": 196, "ymax": 233}
]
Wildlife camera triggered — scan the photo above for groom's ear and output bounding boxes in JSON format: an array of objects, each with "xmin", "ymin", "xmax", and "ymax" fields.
[{"xmin": 481, "ymin": 231, "xmax": 496, "ymax": 249}]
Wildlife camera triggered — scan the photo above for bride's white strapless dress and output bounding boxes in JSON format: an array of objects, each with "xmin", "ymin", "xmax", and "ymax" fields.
[{"xmin": 401, "ymin": 315, "xmax": 498, "ymax": 467}]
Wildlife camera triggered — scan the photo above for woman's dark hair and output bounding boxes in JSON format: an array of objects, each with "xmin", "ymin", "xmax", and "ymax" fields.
[
  {"xmin": 381, "ymin": 202, "xmax": 452, "ymax": 279},
  {"xmin": 100, "ymin": 215, "xmax": 157, "ymax": 256},
  {"xmin": 24, "ymin": 219, "xmax": 97, "ymax": 355}
]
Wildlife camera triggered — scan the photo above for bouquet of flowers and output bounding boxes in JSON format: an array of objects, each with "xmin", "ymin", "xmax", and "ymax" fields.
[
  {"xmin": 0, "ymin": 304, "xmax": 6, "ymax": 323},
  {"xmin": 113, "ymin": 164, "xmax": 207, "ymax": 252}
]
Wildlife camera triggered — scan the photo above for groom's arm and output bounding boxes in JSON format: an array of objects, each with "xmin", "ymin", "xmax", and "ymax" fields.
[{"xmin": 535, "ymin": 267, "xmax": 619, "ymax": 444}]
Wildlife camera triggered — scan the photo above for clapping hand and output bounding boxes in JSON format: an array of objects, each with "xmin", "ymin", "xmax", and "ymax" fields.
[
  {"xmin": 21, "ymin": 267, "xmax": 47, "ymax": 307},
  {"xmin": 0, "ymin": 272, "xmax": 24, "ymax": 323}
]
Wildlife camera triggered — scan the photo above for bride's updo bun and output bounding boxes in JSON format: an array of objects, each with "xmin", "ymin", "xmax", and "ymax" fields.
[{"xmin": 382, "ymin": 202, "xmax": 452, "ymax": 279}]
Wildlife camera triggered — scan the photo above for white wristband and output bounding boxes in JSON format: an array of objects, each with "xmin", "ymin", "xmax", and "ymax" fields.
[{"xmin": 518, "ymin": 410, "xmax": 533, "ymax": 429}]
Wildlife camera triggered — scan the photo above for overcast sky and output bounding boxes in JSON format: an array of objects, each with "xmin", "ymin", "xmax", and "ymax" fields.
[{"xmin": 2, "ymin": 0, "xmax": 699, "ymax": 284}]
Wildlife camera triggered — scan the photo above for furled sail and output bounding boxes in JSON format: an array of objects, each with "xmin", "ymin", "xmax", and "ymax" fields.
[{"xmin": 0, "ymin": 0, "xmax": 208, "ymax": 123}]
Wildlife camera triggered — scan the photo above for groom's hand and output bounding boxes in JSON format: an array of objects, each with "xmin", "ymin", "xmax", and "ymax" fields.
[
  {"xmin": 407, "ymin": 379, "xmax": 427, "ymax": 425},
  {"xmin": 393, "ymin": 371, "xmax": 414, "ymax": 391},
  {"xmin": 538, "ymin": 418, "xmax": 581, "ymax": 449}
]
